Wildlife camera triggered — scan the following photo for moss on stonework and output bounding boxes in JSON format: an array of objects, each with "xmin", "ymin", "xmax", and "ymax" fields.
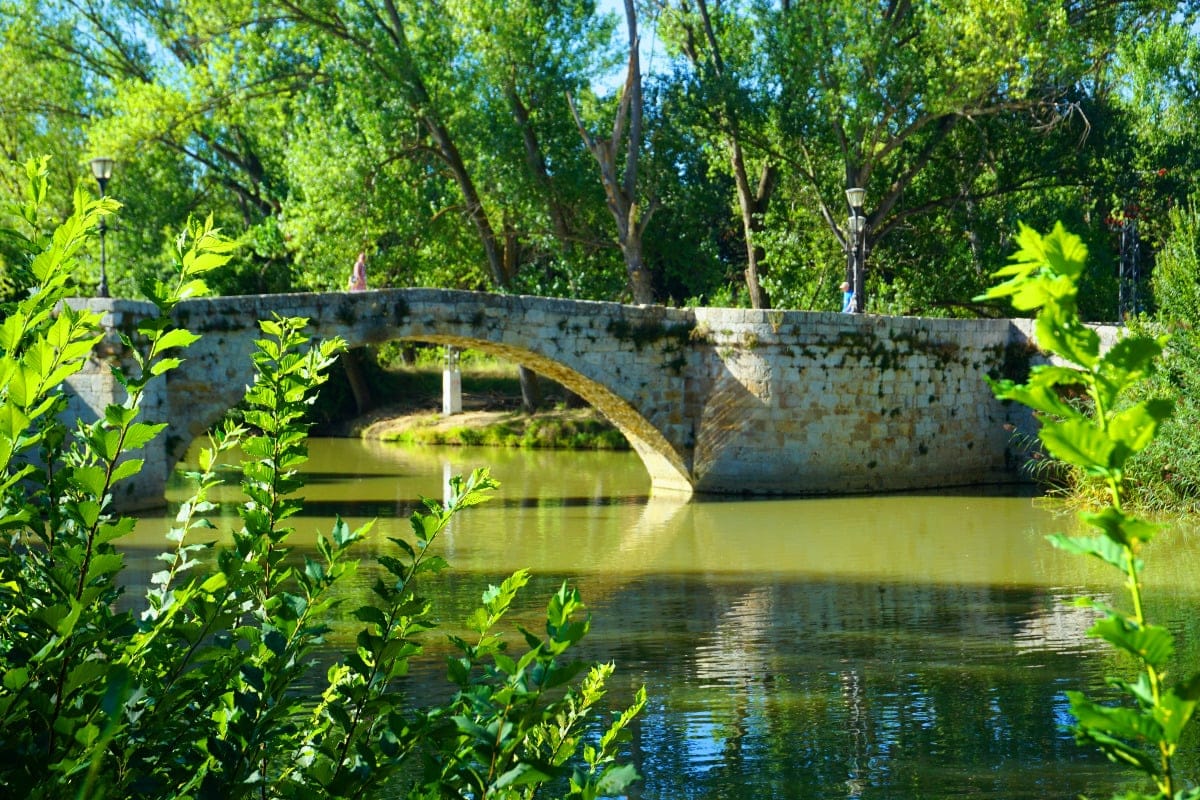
[
  {"xmin": 832, "ymin": 329, "xmax": 970, "ymax": 372},
  {"xmin": 606, "ymin": 317, "xmax": 694, "ymax": 352},
  {"xmin": 606, "ymin": 316, "xmax": 694, "ymax": 374},
  {"xmin": 986, "ymin": 340, "xmax": 1037, "ymax": 384},
  {"xmin": 391, "ymin": 299, "xmax": 410, "ymax": 325},
  {"xmin": 335, "ymin": 300, "xmax": 357, "ymax": 325}
]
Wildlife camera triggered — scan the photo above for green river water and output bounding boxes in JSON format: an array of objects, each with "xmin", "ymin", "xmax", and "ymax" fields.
[{"xmin": 127, "ymin": 439, "xmax": 1200, "ymax": 799}]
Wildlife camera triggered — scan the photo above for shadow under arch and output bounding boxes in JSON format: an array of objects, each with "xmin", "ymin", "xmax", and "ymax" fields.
[{"xmin": 391, "ymin": 333, "xmax": 695, "ymax": 498}]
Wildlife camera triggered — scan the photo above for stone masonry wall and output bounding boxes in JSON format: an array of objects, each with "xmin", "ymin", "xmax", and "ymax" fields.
[{"xmin": 683, "ymin": 309, "xmax": 1027, "ymax": 494}]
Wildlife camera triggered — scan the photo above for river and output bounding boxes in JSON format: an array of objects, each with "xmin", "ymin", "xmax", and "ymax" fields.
[{"xmin": 128, "ymin": 439, "xmax": 1200, "ymax": 799}]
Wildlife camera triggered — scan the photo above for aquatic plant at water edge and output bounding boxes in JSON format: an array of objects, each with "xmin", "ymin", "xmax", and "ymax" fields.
[
  {"xmin": 0, "ymin": 159, "xmax": 644, "ymax": 798},
  {"xmin": 978, "ymin": 222, "xmax": 1200, "ymax": 800}
]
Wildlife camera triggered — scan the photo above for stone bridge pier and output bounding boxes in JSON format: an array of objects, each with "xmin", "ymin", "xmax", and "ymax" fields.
[{"xmin": 66, "ymin": 290, "xmax": 1046, "ymax": 509}]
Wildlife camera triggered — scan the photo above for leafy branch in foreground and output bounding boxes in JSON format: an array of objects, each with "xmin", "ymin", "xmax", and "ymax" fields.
[
  {"xmin": 0, "ymin": 160, "xmax": 643, "ymax": 799},
  {"xmin": 978, "ymin": 222, "xmax": 1200, "ymax": 800}
]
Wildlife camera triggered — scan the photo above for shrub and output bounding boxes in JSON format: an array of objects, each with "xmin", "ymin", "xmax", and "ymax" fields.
[{"xmin": 0, "ymin": 158, "xmax": 643, "ymax": 799}]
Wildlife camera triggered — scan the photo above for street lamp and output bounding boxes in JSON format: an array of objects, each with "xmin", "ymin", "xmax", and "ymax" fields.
[
  {"xmin": 90, "ymin": 157, "xmax": 115, "ymax": 298},
  {"xmin": 845, "ymin": 187, "xmax": 867, "ymax": 314}
]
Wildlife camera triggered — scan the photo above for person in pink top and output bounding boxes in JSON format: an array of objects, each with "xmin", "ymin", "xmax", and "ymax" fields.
[{"xmin": 348, "ymin": 251, "xmax": 368, "ymax": 291}]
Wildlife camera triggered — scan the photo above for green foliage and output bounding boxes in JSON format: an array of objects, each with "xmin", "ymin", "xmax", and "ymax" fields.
[
  {"xmin": 978, "ymin": 223, "xmax": 1199, "ymax": 799},
  {"xmin": 1111, "ymin": 199, "xmax": 1200, "ymax": 512},
  {"xmin": 1151, "ymin": 200, "xmax": 1200, "ymax": 324},
  {"xmin": 1035, "ymin": 200, "xmax": 1200, "ymax": 513},
  {"xmin": 381, "ymin": 411, "xmax": 629, "ymax": 451},
  {"xmin": 0, "ymin": 163, "xmax": 643, "ymax": 798},
  {"xmin": 2, "ymin": 0, "xmax": 1192, "ymax": 313},
  {"xmin": 1, "ymin": 0, "xmax": 1189, "ymax": 320}
]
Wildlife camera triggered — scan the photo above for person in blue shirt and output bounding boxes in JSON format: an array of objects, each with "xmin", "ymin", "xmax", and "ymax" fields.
[{"xmin": 840, "ymin": 281, "xmax": 855, "ymax": 313}]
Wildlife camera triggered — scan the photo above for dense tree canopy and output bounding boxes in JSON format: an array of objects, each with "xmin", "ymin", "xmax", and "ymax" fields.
[{"xmin": 0, "ymin": 0, "xmax": 1195, "ymax": 318}]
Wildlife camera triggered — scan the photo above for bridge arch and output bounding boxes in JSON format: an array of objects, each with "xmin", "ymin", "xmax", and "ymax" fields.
[
  {"xmin": 162, "ymin": 289, "xmax": 698, "ymax": 500},
  {"xmin": 354, "ymin": 333, "xmax": 693, "ymax": 494}
]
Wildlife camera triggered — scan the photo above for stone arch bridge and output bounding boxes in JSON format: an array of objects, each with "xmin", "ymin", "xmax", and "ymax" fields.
[{"xmin": 67, "ymin": 289, "xmax": 1050, "ymax": 509}]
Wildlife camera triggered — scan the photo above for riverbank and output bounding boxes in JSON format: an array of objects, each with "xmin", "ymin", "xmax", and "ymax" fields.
[
  {"xmin": 352, "ymin": 404, "xmax": 628, "ymax": 449},
  {"xmin": 321, "ymin": 380, "xmax": 627, "ymax": 450}
]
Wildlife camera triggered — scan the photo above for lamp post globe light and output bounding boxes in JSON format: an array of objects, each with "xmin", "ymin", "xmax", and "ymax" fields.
[
  {"xmin": 844, "ymin": 187, "xmax": 867, "ymax": 314},
  {"xmin": 90, "ymin": 157, "xmax": 115, "ymax": 298}
]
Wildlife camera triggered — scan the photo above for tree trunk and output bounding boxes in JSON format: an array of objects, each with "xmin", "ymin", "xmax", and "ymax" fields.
[
  {"xmin": 341, "ymin": 347, "xmax": 374, "ymax": 416},
  {"xmin": 378, "ymin": 5, "xmax": 544, "ymax": 408},
  {"xmin": 507, "ymin": 85, "xmax": 574, "ymax": 245},
  {"xmin": 518, "ymin": 367, "xmax": 543, "ymax": 412},
  {"xmin": 732, "ymin": 150, "xmax": 777, "ymax": 308},
  {"xmin": 381, "ymin": 0, "xmax": 510, "ymax": 289},
  {"xmin": 622, "ymin": 236, "xmax": 655, "ymax": 305}
]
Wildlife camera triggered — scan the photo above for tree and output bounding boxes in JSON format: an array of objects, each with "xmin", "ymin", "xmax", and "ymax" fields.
[
  {"xmin": 0, "ymin": 0, "xmax": 305, "ymax": 294},
  {"xmin": 758, "ymin": 0, "xmax": 1176, "ymax": 311},
  {"xmin": 265, "ymin": 0, "xmax": 628, "ymax": 406},
  {"xmin": 0, "ymin": 2, "xmax": 91, "ymax": 297},
  {"xmin": 655, "ymin": 0, "xmax": 777, "ymax": 308},
  {"xmin": 569, "ymin": 0, "xmax": 659, "ymax": 304}
]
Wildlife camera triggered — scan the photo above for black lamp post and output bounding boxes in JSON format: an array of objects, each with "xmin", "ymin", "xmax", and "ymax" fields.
[
  {"xmin": 845, "ymin": 187, "xmax": 867, "ymax": 314},
  {"xmin": 90, "ymin": 157, "xmax": 115, "ymax": 298}
]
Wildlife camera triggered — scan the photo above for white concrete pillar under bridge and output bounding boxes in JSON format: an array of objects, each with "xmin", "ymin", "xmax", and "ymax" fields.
[{"xmin": 63, "ymin": 291, "xmax": 1064, "ymax": 510}]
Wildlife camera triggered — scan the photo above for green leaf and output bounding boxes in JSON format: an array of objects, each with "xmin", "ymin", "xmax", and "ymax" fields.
[
  {"xmin": 988, "ymin": 377, "xmax": 1080, "ymax": 419},
  {"xmin": 96, "ymin": 517, "xmax": 136, "ymax": 546},
  {"xmin": 150, "ymin": 357, "xmax": 184, "ymax": 377},
  {"xmin": 1078, "ymin": 507, "xmax": 1159, "ymax": 548},
  {"xmin": 1098, "ymin": 335, "xmax": 1165, "ymax": 385},
  {"xmin": 1039, "ymin": 418, "xmax": 1113, "ymax": 471},
  {"xmin": 86, "ymin": 552, "xmax": 125, "ymax": 583},
  {"xmin": 104, "ymin": 405, "xmax": 139, "ymax": 428},
  {"xmin": 1068, "ymin": 691, "xmax": 1163, "ymax": 742},
  {"xmin": 414, "ymin": 555, "xmax": 449, "ymax": 575},
  {"xmin": 303, "ymin": 556, "xmax": 326, "ymax": 585},
  {"xmin": 1155, "ymin": 689, "xmax": 1198, "ymax": 745},
  {"xmin": 72, "ymin": 465, "xmax": 108, "ymax": 498},
  {"xmin": 596, "ymin": 763, "xmax": 641, "ymax": 795},
  {"xmin": 353, "ymin": 606, "xmax": 389, "ymax": 628},
  {"xmin": 493, "ymin": 652, "xmax": 517, "ymax": 676},
  {"xmin": 176, "ymin": 279, "xmax": 209, "ymax": 301},
  {"xmin": 155, "ymin": 328, "xmax": 202, "ymax": 352},
  {"xmin": 494, "ymin": 762, "xmax": 553, "ymax": 789},
  {"xmin": 1047, "ymin": 533, "xmax": 1134, "ymax": 571},
  {"xmin": 1035, "ymin": 305, "xmax": 1099, "ymax": 368},
  {"xmin": 1041, "ymin": 223, "xmax": 1089, "ymax": 278},
  {"xmin": 110, "ymin": 458, "xmax": 144, "ymax": 485},
  {"xmin": 1088, "ymin": 617, "xmax": 1174, "ymax": 668},
  {"xmin": 77, "ymin": 499, "xmax": 102, "ymax": 529},
  {"xmin": 3, "ymin": 667, "xmax": 29, "ymax": 691},
  {"xmin": 1107, "ymin": 399, "xmax": 1174, "ymax": 456}
]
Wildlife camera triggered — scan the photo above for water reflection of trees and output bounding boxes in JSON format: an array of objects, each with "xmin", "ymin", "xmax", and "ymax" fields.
[{"xmin": 579, "ymin": 576, "xmax": 1198, "ymax": 800}]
